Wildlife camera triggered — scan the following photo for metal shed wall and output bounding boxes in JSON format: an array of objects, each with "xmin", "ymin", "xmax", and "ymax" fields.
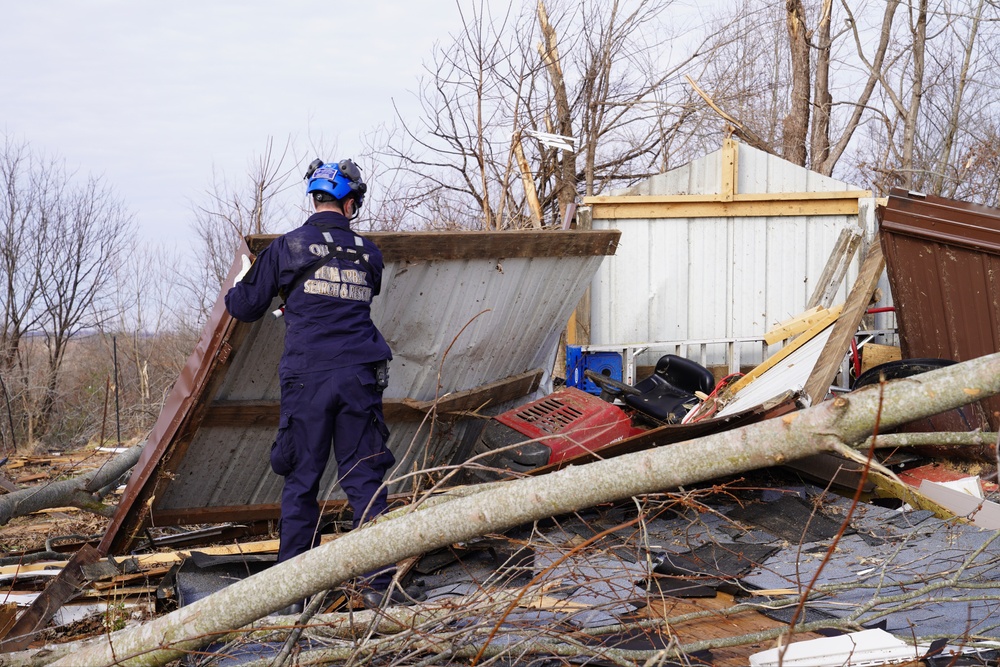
[
  {"xmin": 880, "ymin": 189, "xmax": 1000, "ymax": 429},
  {"xmin": 154, "ymin": 255, "xmax": 604, "ymax": 515},
  {"xmin": 590, "ymin": 143, "xmax": 883, "ymax": 367},
  {"xmin": 101, "ymin": 230, "xmax": 619, "ymax": 552}
]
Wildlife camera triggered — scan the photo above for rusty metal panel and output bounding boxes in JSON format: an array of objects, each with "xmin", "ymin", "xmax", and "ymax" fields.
[
  {"xmin": 880, "ymin": 188, "xmax": 1000, "ymax": 429},
  {"xmin": 101, "ymin": 230, "xmax": 620, "ymax": 553}
]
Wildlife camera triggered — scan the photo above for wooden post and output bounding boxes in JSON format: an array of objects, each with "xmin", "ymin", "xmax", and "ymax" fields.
[
  {"xmin": 567, "ymin": 207, "xmax": 593, "ymax": 346},
  {"xmin": 802, "ymin": 234, "xmax": 885, "ymax": 404},
  {"xmin": 721, "ymin": 137, "xmax": 738, "ymax": 201},
  {"xmin": 806, "ymin": 224, "xmax": 863, "ymax": 310}
]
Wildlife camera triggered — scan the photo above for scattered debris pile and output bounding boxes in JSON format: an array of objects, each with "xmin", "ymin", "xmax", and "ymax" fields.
[
  {"xmin": 4, "ymin": 191, "xmax": 1000, "ymax": 665},
  {"xmin": 6, "ymin": 475, "xmax": 1000, "ymax": 666}
]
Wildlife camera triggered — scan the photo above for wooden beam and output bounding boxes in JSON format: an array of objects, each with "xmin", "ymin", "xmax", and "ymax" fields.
[
  {"xmin": 802, "ymin": 236, "xmax": 885, "ymax": 404},
  {"xmin": 399, "ymin": 368, "xmax": 543, "ymax": 415},
  {"xmin": 806, "ymin": 225, "xmax": 863, "ymax": 310},
  {"xmin": 721, "ymin": 138, "xmax": 737, "ymax": 201},
  {"xmin": 249, "ymin": 230, "xmax": 621, "ymax": 261},
  {"xmin": 152, "ymin": 503, "xmax": 285, "ymax": 525},
  {"xmin": 587, "ymin": 197, "xmax": 865, "ymax": 220},
  {"xmin": 150, "ymin": 488, "xmax": 413, "ymax": 526},
  {"xmin": 585, "ymin": 190, "xmax": 872, "ymax": 205},
  {"xmin": 201, "ymin": 369, "xmax": 544, "ymax": 427},
  {"xmin": 763, "ymin": 305, "xmax": 842, "ymax": 346},
  {"xmin": 0, "ymin": 545, "xmax": 101, "ymax": 651}
]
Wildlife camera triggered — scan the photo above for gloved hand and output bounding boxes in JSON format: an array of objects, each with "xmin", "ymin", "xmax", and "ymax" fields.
[{"xmin": 233, "ymin": 254, "xmax": 252, "ymax": 288}]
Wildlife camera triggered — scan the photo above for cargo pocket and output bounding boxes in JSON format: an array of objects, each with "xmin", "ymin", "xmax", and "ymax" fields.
[
  {"xmin": 371, "ymin": 409, "xmax": 394, "ymax": 476},
  {"xmin": 270, "ymin": 413, "xmax": 294, "ymax": 476}
]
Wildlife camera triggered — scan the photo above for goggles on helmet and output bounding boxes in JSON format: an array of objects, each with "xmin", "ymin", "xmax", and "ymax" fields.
[{"xmin": 305, "ymin": 158, "xmax": 367, "ymax": 208}]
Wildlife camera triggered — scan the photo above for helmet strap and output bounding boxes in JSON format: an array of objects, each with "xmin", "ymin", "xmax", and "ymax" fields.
[{"xmin": 345, "ymin": 197, "xmax": 360, "ymax": 221}]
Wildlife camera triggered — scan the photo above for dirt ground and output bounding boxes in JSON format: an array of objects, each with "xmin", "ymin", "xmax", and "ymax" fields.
[{"xmin": 0, "ymin": 447, "xmax": 120, "ymax": 555}]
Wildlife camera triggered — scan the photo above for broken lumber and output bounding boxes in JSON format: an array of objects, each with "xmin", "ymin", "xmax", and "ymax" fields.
[
  {"xmin": 728, "ymin": 306, "xmax": 842, "ymax": 395},
  {"xmin": 763, "ymin": 306, "xmax": 823, "ymax": 345},
  {"xmin": 52, "ymin": 352, "xmax": 1000, "ymax": 667},
  {"xmin": 0, "ymin": 545, "xmax": 101, "ymax": 652},
  {"xmin": 806, "ymin": 224, "xmax": 863, "ymax": 310},
  {"xmin": 802, "ymin": 235, "xmax": 885, "ymax": 404}
]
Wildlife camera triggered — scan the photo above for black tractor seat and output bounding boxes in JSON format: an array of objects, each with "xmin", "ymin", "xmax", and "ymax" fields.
[{"xmin": 622, "ymin": 354, "xmax": 716, "ymax": 424}]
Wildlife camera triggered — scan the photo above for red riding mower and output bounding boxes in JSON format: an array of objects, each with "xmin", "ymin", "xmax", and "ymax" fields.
[{"xmin": 465, "ymin": 354, "xmax": 717, "ymax": 480}]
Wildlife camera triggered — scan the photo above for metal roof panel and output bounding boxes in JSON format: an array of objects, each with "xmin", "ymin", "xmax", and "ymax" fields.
[{"xmin": 100, "ymin": 229, "xmax": 620, "ymax": 553}]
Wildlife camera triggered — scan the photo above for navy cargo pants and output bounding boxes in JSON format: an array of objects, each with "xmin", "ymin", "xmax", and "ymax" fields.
[{"xmin": 270, "ymin": 363, "xmax": 394, "ymax": 583}]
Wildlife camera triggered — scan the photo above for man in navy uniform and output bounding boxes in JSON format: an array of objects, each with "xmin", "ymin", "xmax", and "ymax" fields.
[{"xmin": 225, "ymin": 159, "xmax": 395, "ymax": 605}]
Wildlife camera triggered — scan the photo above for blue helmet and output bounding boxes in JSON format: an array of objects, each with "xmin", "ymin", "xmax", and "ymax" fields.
[{"xmin": 304, "ymin": 158, "xmax": 367, "ymax": 209}]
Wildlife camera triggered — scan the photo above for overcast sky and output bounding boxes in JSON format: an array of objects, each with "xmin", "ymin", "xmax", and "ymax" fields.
[{"xmin": 1, "ymin": 2, "xmax": 464, "ymax": 248}]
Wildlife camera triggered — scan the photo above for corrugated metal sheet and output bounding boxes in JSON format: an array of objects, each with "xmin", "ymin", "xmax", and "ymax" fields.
[
  {"xmin": 880, "ymin": 188, "xmax": 1000, "ymax": 429},
  {"xmin": 101, "ymin": 230, "xmax": 619, "ymax": 553},
  {"xmin": 591, "ymin": 143, "xmax": 888, "ymax": 367}
]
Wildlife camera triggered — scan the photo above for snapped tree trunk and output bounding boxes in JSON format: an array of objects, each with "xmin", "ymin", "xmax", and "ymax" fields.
[
  {"xmin": 782, "ymin": 0, "xmax": 811, "ymax": 166},
  {"xmin": 0, "ymin": 443, "xmax": 143, "ymax": 525},
  {"xmin": 537, "ymin": 0, "xmax": 576, "ymax": 222},
  {"xmin": 50, "ymin": 353, "xmax": 1000, "ymax": 667},
  {"xmin": 809, "ymin": 0, "xmax": 833, "ymax": 172}
]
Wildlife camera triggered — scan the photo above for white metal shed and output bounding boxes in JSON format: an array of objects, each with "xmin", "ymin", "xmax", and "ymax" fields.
[{"xmin": 582, "ymin": 139, "xmax": 887, "ymax": 376}]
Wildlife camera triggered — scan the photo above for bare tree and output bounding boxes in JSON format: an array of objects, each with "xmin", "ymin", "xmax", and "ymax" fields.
[
  {"xmin": 33, "ymin": 177, "xmax": 135, "ymax": 435},
  {"xmin": 694, "ymin": 0, "xmax": 905, "ymax": 177},
  {"xmin": 0, "ymin": 137, "xmax": 136, "ymax": 446},
  {"xmin": 186, "ymin": 137, "xmax": 299, "ymax": 320},
  {"xmin": 931, "ymin": 0, "xmax": 990, "ymax": 195},
  {"xmin": 539, "ymin": 0, "xmax": 708, "ymax": 199},
  {"xmin": 379, "ymin": 0, "xmax": 696, "ymax": 230},
  {"xmin": 1, "ymin": 136, "xmax": 50, "ymax": 372},
  {"xmin": 381, "ymin": 1, "xmax": 536, "ymax": 230},
  {"xmin": 850, "ymin": 0, "xmax": 1000, "ymax": 198},
  {"xmin": 92, "ymin": 245, "xmax": 197, "ymax": 440}
]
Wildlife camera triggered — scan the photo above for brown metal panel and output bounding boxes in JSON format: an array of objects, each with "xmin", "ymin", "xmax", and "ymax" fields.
[
  {"xmin": 0, "ymin": 545, "xmax": 102, "ymax": 651},
  {"xmin": 881, "ymin": 188, "xmax": 1000, "ymax": 254},
  {"xmin": 880, "ymin": 189, "xmax": 1000, "ymax": 430}
]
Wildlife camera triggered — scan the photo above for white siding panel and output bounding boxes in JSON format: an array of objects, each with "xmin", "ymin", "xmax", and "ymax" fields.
[
  {"xmin": 648, "ymin": 218, "xmax": 690, "ymax": 342},
  {"xmin": 687, "ymin": 218, "xmax": 730, "ymax": 341},
  {"xmin": 595, "ymin": 220, "xmax": 651, "ymax": 343}
]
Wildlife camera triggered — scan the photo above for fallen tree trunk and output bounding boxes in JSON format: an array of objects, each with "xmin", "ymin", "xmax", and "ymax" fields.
[
  {"xmin": 0, "ymin": 444, "xmax": 143, "ymax": 526},
  {"xmin": 866, "ymin": 431, "xmax": 999, "ymax": 449},
  {"xmin": 45, "ymin": 354, "xmax": 1000, "ymax": 667}
]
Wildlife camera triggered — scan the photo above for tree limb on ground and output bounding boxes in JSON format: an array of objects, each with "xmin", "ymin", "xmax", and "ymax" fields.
[
  {"xmin": 39, "ymin": 353, "xmax": 1000, "ymax": 667},
  {"xmin": 0, "ymin": 444, "xmax": 143, "ymax": 526}
]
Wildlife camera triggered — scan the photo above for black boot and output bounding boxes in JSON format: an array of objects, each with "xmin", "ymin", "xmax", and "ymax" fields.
[
  {"xmin": 361, "ymin": 584, "xmax": 426, "ymax": 610},
  {"xmin": 275, "ymin": 599, "xmax": 305, "ymax": 616}
]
